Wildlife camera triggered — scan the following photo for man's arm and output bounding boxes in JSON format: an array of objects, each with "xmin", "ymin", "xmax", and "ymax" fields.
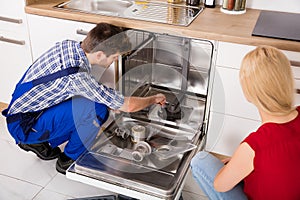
[{"xmin": 118, "ymin": 93, "xmax": 166, "ymax": 113}]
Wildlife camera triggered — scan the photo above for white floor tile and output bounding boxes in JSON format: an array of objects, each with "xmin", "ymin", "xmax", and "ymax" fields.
[
  {"xmin": 33, "ymin": 189, "xmax": 72, "ymax": 200},
  {"xmin": 183, "ymin": 169, "xmax": 207, "ymax": 197},
  {"xmin": 0, "ymin": 174, "xmax": 42, "ymax": 200},
  {"xmin": 45, "ymin": 173, "xmax": 116, "ymax": 198},
  {"xmin": 0, "ymin": 139, "xmax": 57, "ymax": 187},
  {"xmin": 0, "ymin": 115, "xmax": 14, "ymax": 143}
]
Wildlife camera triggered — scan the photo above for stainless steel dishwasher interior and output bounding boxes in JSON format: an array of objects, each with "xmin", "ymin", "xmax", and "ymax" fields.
[
  {"xmin": 67, "ymin": 30, "xmax": 214, "ymax": 200},
  {"xmin": 54, "ymin": 0, "xmax": 204, "ymax": 26}
]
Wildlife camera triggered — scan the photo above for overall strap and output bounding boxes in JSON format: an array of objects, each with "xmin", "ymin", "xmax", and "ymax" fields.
[
  {"xmin": 2, "ymin": 67, "xmax": 87, "ymax": 117},
  {"xmin": 32, "ymin": 67, "xmax": 85, "ymax": 86}
]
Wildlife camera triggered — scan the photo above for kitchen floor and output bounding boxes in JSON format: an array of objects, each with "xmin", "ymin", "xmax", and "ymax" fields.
[{"xmin": 0, "ymin": 104, "xmax": 208, "ymax": 200}]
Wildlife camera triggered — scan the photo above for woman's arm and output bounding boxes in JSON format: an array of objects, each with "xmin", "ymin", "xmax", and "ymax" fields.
[{"xmin": 213, "ymin": 142, "xmax": 255, "ymax": 192}]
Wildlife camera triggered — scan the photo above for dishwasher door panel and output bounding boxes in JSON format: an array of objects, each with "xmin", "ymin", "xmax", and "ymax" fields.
[{"xmin": 67, "ymin": 29, "xmax": 214, "ymax": 200}]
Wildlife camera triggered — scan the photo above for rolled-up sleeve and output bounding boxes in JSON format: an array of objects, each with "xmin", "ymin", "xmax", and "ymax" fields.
[{"xmin": 70, "ymin": 72, "xmax": 124, "ymax": 110}]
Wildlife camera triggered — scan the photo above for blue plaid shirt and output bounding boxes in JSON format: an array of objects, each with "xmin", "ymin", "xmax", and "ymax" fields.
[{"xmin": 8, "ymin": 40, "xmax": 124, "ymax": 115}]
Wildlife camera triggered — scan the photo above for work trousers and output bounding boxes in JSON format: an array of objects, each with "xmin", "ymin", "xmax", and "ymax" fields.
[
  {"xmin": 190, "ymin": 151, "xmax": 248, "ymax": 200},
  {"xmin": 7, "ymin": 97, "xmax": 108, "ymax": 160}
]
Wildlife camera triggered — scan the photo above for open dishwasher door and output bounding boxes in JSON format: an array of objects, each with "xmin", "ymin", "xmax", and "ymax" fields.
[{"xmin": 67, "ymin": 30, "xmax": 215, "ymax": 200}]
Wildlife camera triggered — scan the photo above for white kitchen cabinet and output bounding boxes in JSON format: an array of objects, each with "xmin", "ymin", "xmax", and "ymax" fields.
[
  {"xmin": 206, "ymin": 112, "xmax": 260, "ymax": 156},
  {"xmin": 210, "ymin": 65, "xmax": 260, "ymax": 120},
  {"xmin": 215, "ymin": 42, "xmax": 255, "ymax": 70},
  {"xmin": 0, "ymin": 0, "xmax": 26, "ymax": 22},
  {"xmin": 27, "ymin": 14, "xmax": 116, "ymax": 88},
  {"xmin": 207, "ymin": 42, "xmax": 261, "ymax": 156},
  {"xmin": 0, "ymin": 0, "xmax": 32, "ymax": 103},
  {"xmin": 212, "ymin": 42, "xmax": 260, "ymax": 120},
  {"xmin": 283, "ymin": 50, "xmax": 300, "ymax": 106},
  {"xmin": 206, "ymin": 42, "xmax": 300, "ymax": 156},
  {"xmin": 27, "ymin": 14, "xmax": 95, "ymax": 60}
]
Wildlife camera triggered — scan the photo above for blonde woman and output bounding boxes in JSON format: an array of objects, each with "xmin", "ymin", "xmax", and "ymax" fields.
[{"xmin": 191, "ymin": 46, "xmax": 300, "ymax": 199}]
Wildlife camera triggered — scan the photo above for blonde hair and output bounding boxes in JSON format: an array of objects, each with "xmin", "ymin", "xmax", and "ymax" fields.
[{"xmin": 239, "ymin": 45, "xmax": 294, "ymax": 115}]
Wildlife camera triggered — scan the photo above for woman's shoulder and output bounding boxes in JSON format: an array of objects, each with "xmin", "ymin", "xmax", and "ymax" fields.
[{"xmin": 242, "ymin": 123, "xmax": 277, "ymax": 151}]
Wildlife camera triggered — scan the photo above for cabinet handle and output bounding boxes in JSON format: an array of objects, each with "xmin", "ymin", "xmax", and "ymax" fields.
[
  {"xmin": 0, "ymin": 16, "xmax": 23, "ymax": 24},
  {"xmin": 76, "ymin": 29, "xmax": 89, "ymax": 36},
  {"xmin": 291, "ymin": 60, "xmax": 300, "ymax": 94},
  {"xmin": 291, "ymin": 60, "xmax": 300, "ymax": 68},
  {"xmin": 0, "ymin": 36, "xmax": 25, "ymax": 45}
]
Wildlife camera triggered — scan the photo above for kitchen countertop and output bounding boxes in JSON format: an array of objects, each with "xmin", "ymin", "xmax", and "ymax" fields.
[{"xmin": 25, "ymin": 0, "xmax": 300, "ymax": 52}]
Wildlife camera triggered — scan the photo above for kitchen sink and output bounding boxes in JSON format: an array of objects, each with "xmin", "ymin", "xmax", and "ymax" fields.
[
  {"xmin": 91, "ymin": 0, "xmax": 133, "ymax": 14},
  {"xmin": 54, "ymin": 0, "xmax": 204, "ymax": 26},
  {"xmin": 56, "ymin": 0, "xmax": 133, "ymax": 16}
]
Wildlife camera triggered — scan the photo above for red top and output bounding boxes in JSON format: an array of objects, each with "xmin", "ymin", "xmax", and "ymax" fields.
[{"xmin": 243, "ymin": 106, "xmax": 300, "ymax": 200}]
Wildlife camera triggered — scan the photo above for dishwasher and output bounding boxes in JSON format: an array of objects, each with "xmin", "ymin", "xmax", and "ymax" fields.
[{"xmin": 67, "ymin": 29, "xmax": 215, "ymax": 200}]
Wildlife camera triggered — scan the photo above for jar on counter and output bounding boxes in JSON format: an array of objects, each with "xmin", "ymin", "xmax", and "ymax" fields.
[
  {"xmin": 221, "ymin": 0, "xmax": 246, "ymax": 14},
  {"xmin": 186, "ymin": 0, "xmax": 200, "ymax": 6}
]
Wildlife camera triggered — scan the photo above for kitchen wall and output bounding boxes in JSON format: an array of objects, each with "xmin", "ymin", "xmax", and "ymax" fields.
[
  {"xmin": 247, "ymin": 0, "xmax": 300, "ymax": 13},
  {"xmin": 215, "ymin": 0, "xmax": 300, "ymax": 13}
]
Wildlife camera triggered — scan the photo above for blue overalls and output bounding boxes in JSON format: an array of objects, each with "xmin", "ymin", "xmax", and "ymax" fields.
[{"xmin": 2, "ymin": 67, "xmax": 109, "ymax": 160}]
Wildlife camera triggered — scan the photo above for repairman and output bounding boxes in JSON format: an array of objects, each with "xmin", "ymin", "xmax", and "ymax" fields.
[{"xmin": 2, "ymin": 23, "xmax": 166, "ymax": 174}]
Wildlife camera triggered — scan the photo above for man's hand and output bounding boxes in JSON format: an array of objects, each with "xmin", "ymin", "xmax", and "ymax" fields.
[
  {"xmin": 154, "ymin": 93, "xmax": 166, "ymax": 106},
  {"xmin": 119, "ymin": 93, "xmax": 166, "ymax": 113}
]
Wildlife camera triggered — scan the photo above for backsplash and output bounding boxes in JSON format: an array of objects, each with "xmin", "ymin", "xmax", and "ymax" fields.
[{"xmin": 247, "ymin": 0, "xmax": 299, "ymax": 13}]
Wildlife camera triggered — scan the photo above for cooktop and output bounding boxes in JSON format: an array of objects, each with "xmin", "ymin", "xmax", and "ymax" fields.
[{"xmin": 252, "ymin": 10, "xmax": 300, "ymax": 42}]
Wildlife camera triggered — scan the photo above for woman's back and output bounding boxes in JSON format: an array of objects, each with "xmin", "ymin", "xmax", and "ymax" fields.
[
  {"xmin": 191, "ymin": 46, "xmax": 300, "ymax": 200},
  {"xmin": 243, "ymin": 106, "xmax": 300, "ymax": 199}
]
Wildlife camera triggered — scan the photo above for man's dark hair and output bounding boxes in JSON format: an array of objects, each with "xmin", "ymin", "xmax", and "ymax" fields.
[{"xmin": 81, "ymin": 23, "xmax": 131, "ymax": 56}]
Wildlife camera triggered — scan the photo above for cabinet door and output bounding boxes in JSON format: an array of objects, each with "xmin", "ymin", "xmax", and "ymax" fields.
[
  {"xmin": 213, "ymin": 42, "xmax": 259, "ymax": 120},
  {"xmin": 0, "ymin": 0, "xmax": 25, "ymax": 20},
  {"xmin": 284, "ymin": 50, "xmax": 300, "ymax": 106},
  {"xmin": 27, "ymin": 14, "xmax": 96, "ymax": 60},
  {"xmin": 0, "ymin": 30, "xmax": 32, "ymax": 103},
  {"xmin": 206, "ymin": 112, "xmax": 260, "ymax": 156},
  {"xmin": 208, "ymin": 42, "xmax": 259, "ymax": 156},
  {"xmin": 216, "ymin": 42, "xmax": 255, "ymax": 69},
  {"xmin": 211, "ymin": 66, "xmax": 260, "ymax": 120},
  {"xmin": 0, "ymin": 0, "xmax": 32, "ymax": 103}
]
